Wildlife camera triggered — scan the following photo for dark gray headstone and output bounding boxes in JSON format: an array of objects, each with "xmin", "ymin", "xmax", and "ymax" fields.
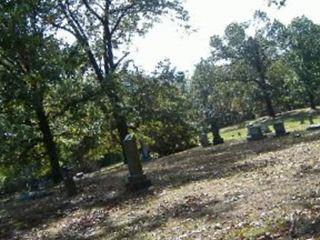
[
  {"xmin": 247, "ymin": 125, "xmax": 264, "ymax": 141},
  {"xmin": 273, "ymin": 121, "xmax": 288, "ymax": 137},
  {"xmin": 307, "ymin": 110, "xmax": 316, "ymax": 124},
  {"xmin": 123, "ymin": 134, "xmax": 151, "ymax": 191},
  {"xmin": 61, "ymin": 166, "xmax": 77, "ymax": 197},
  {"xmin": 64, "ymin": 175, "xmax": 77, "ymax": 197},
  {"xmin": 199, "ymin": 132, "xmax": 210, "ymax": 147}
]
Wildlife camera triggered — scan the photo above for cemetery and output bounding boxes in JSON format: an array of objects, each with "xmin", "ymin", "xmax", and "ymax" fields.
[
  {"xmin": 1, "ymin": 109, "xmax": 320, "ymax": 239},
  {"xmin": 1, "ymin": 0, "xmax": 320, "ymax": 239}
]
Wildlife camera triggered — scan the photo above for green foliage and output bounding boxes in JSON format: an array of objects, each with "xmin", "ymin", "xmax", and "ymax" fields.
[
  {"xmin": 124, "ymin": 60, "xmax": 197, "ymax": 156},
  {"xmin": 0, "ymin": 0, "xmax": 193, "ymax": 190},
  {"xmin": 284, "ymin": 16, "xmax": 320, "ymax": 108},
  {"xmin": 192, "ymin": 11, "xmax": 320, "ymax": 122}
]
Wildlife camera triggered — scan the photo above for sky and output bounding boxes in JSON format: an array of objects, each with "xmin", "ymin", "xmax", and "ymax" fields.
[{"xmin": 129, "ymin": 0, "xmax": 320, "ymax": 74}]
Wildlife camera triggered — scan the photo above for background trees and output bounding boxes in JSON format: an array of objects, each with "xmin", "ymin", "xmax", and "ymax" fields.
[
  {"xmin": 284, "ymin": 16, "xmax": 320, "ymax": 109},
  {"xmin": 209, "ymin": 12, "xmax": 285, "ymax": 117},
  {"xmin": 191, "ymin": 12, "xmax": 320, "ymax": 125}
]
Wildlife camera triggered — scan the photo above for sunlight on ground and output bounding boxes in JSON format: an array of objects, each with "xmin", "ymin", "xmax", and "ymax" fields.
[{"xmin": 220, "ymin": 108, "xmax": 320, "ymax": 141}]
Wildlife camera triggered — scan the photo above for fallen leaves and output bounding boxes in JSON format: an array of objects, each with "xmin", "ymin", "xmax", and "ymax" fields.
[{"xmin": 1, "ymin": 130, "xmax": 320, "ymax": 239}]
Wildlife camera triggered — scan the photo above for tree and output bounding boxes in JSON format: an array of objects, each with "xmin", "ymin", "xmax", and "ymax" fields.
[
  {"xmin": 50, "ymin": 0, "xmax": 189, "ymax": 161},
  {"xmin": 123, "ymin": 60, "xmax": 196, "ymax": 156},
  {"xmin": 284, "ymin": 16, "xmax": 320, "ymax": 109},
  {"xmin": 0, "ymin": 0, "xmax": 66, "ymax": 182},
  {"xmin": 191, "ymin": 58, "xmax": 256, "ymax": 125},
  {"xmin": 210, "ymin": 12, "xmax": 284, "ymax": 117},
  {"xmin": 0, "ymin": 0, "xmax": 91, "ymax": 184}
]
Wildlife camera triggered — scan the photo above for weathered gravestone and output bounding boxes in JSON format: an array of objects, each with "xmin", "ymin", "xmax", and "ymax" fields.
[
  {"xmin": 203, "ymin": 110, "xmax": 224, "ymax": 145},
  {"xmin": 247, "ymin": 125, "xmax": 264, "ymax": 141},
  {"xmin": 208, "ymin": 117, "xmax": 224, "ymax": 145},
  {"xmin": 273, "ymin": 120, "xmax": 288, "ymax": 137},
  {"xmin": 139, "ymin": 139, "xmax": 151, "ymax": 162},
  {"xmin": 123, "ymin": 134, "xmax": 151, "ymax": 191},
  {"xmin": 199, "ymin": 132, "xmax": 210, "ymax": 147},
  {"xmin": 62, "ymin": 166, "xmax": 77, "ymax": 197}
]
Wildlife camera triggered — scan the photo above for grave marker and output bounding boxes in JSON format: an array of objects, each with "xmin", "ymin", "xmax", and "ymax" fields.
[{"xmin": 123, "ymin": 134, "xmax": 151, "ymax": 191}]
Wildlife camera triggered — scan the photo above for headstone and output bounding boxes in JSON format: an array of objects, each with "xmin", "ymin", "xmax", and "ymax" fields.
[
  {"xmin": 199, "ymin": 132, "xmax": 210, "ymax": 147},
  {"xmin": 123, "ymin": 134, "xmax": 151, "ymax": 191},
  {"xmin": 62, "ymin": 166, "xmax": 77, "ymax": 197},
  {"xmin": 205, "ymin": 110, "xmax": 224, "ymax": 145},
  {"xmin": 209, "ymin": 121, "xmax": 224, "ymax": 145},
  {"xmin": 247, "ymin": 125, "xmax": 264, "ymax": 141},
  {"xmin": 273, "ymin": 120, "xmax": 288, "ymax": 137},
  {"xmin": 139, "ymin": 140, "xmax": 151, "ymax": 162}
]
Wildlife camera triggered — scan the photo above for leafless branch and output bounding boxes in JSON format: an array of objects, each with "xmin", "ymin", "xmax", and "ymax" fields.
[{"xmin": 82, "ymin": 0, "xmax": 104, "ymax": 23}]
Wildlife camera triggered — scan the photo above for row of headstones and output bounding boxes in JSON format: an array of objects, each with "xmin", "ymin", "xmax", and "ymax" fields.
[
  {"xmin": 198, "ymin": 122, "xmax": 285, "ymax": 147},
  {"xmin": 199, "ymin": 115, "xmax": 320, "ymax": 147},
  {"xmin": 125, "ymin": 112, "xmax": 320, "ymax": 192},
  {"xmin": 247, "ymin": 120, "xmax": 287, "ymax": 141},
  {"xmin": 124, "ymin": 112, "xmax": 320, "ymax": 191}
]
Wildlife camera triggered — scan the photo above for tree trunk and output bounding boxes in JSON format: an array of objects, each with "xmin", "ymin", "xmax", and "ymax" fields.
[
  {"xmin": 308, "ymin": 91, "xmax": 317, "ymax": 110},
  {"xmin": 98, "ymin": 99, "xmax": 129, "ymax": 164},
  {"xmin": 114, "ymin": 111, "xmax": 129, "ymax": 164},
  {"xmin": 34, "ymin": 95, "xmax": 62, "ymax": 183},
  {"xmin": 263, "ymin": 93, "xmax": 276, "ymax": 117},
  {"xmin": 259, "ymin": 79, "xmax": 276, "ymax": 118}
]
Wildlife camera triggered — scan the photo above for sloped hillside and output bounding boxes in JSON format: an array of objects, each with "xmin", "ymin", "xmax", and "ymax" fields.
[{"xmin": 1, "ymin": 130, "xmax": 320, "ymax": 240}]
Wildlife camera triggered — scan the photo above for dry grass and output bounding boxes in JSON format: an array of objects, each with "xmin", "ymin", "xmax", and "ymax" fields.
[{"xmin": 1, "ymin": 130, "xmax": 320, "ymax": 239}]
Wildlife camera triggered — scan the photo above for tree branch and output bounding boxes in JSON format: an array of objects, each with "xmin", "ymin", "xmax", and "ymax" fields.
[
  {"xmin": 114, "ymin": 52, "xmax": 129, "ymax": 70},
  {"xmin": 82, "ymin": 0, "xmax": 104, "ymax": 23},
  {"xmin": 51, "ymin": 88, "xmax": 104, "ymax": 119}
]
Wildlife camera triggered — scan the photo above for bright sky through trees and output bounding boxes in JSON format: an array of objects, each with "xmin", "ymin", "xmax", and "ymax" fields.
[{"xmin": 130, "ymin": 0, "xmax": 320, "ymax": 73}]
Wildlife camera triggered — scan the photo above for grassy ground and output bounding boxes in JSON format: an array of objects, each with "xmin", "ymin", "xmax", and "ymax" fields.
[
  {"xmin": 220, "ymin": 108, "xmax": 320, "ymax": 141},
  {"xmin": 1, "ymin": 123, "xmax": 320, "ymax": 239}
]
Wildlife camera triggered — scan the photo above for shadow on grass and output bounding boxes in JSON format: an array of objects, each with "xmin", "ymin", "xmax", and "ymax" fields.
[
  {"xmin": 91, "ymin": 197, "xmax": 234, "ymax": 240},
  {"xmin": 1, "ymin": 130, "xmax": 320, "ymax": 239},
  {"xmin": 146, "ymin": 130, "xmax": 320, "ymax": 189}
]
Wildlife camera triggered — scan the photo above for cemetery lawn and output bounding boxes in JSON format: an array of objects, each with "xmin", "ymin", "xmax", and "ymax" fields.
[
  {"xmin": 1, "ymin": 119, "xmax": 320, "ymax": 239},
  {"xmin": 220, "ymin": 108, "xmax": 320, "ymax": 141}
]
